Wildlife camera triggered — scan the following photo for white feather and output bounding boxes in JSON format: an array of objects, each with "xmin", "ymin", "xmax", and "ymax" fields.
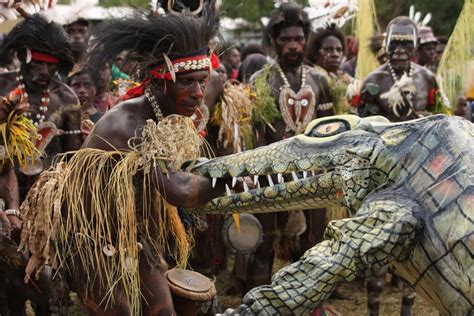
[
  {"xmin": 413, "ymin": 12, "xmax": 421, "ymax": 24},
  {"xmin": 422, "ymin": 13, "xmax": 431, "ymax": 26},
  {"xmin": 409, "ymin": 5, "xmax": 415, "ymax": 20}
]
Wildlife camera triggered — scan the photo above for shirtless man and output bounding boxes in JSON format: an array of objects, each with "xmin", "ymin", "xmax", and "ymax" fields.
[
  {"xmin": 0, "ymin": 14, "xmax": 80, "ymax": 315},
  {"xmin": 64, "ymin": 17, "xmax": 90, "ymax": 64},
  {"xmin": 61, "ymin": 6, "xmax": 226, "ymax": 314},
  {"xmin": 235, "ymin": 2, "xmax": 331, "ymax": 294},
  {"xmin": 356, "ymin": 17, "xmax": 438, "ymax": 122}
]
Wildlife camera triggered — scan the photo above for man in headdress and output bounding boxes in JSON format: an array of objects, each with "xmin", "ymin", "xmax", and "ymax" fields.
[
  {"xmin": 0, "ymin": 13, "xmax": 81, "ymax": 315},
  {"xmin": 369, "ymin": 34, "xmax": 388, "ymax": 65},
  {"xmin": 0, "ymin": 13, "xmax": 81, "ymax": 212},
  {"xmin": 354, "ymin": 16, "xmax": 439, "ymax": 122},
  {"xmin": 20, "ymin": 5, "xmax": 228, "ymax": 315},
  {"xmin": 231, "ymin": 2, "xmax": 332, "ymax": 296}
]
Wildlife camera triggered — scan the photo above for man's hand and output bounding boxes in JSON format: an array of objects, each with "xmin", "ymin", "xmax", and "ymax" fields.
[
  {"xmin": 0, "ymin": 210, "xmax": 12, "ymax": 238},
  {"xmin": 7, "ymin": 213, "xmax": 22, "ymax": 231}
]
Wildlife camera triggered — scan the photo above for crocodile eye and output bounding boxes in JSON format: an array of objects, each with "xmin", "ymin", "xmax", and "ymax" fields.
[{"xmin": 310, "ymin": 120, "xmax": 349, "ymax": 137}]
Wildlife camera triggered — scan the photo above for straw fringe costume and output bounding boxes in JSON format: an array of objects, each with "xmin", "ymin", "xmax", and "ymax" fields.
[
  {"xmin": 20, "ymin": 116, "xmax": 201, "ymax": 314},
  {"xmin": 20, "ymin": 3, "xmax": 221, "ymax": 313}
]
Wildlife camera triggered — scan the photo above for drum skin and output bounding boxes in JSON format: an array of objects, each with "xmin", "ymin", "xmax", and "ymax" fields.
[{"xmin": 222, "ymin": 214, "xmax": 263, "ymax": 254}]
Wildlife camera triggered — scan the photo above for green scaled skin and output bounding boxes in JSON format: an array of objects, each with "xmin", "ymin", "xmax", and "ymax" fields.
[{"xmin": 187, "ymin": 114, "xmax": 474, "ymax": 315}]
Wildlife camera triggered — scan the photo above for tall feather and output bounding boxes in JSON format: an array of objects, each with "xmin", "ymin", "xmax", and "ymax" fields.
[{"xmin": 87, "ymin": 2, "xmax": 220, "ymax": 82}]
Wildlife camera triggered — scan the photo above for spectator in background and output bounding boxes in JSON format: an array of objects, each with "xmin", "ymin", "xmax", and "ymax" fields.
[
  {"xmin": 341, "ymin": 36, "xmax": 357, "ymax": 77},
  {"xmin": 416, "ymin": 26, "xmax": 438, "ymax": 72},
  {"xmin": 369, "ymin": 34, "xmax": 388, "ymax": 65},
  {"xmin": 93, "ymin": 63, "xmax": 118, "ymax": 112},
  {"xmin": 240, "ymin": 43, "xmax": 266, "ymax": 62},
  {"xmin": 221, "ymin": 44, "xmax": 241, "ymax": 80},
  {"xmin": 435, "ymin": 35, "xmax": 448, "ymax": 67},
  {"xmin": 67, "ymin": 64, "xmax": 104, "ymax": 140},
  {"xmin": 64, "ymin": 17, "xmax": 90, "ymax": 64},
  {"xmin": 238, "ymin": 53, "xmax": 268, "ymax": 83},
  {"xmin": 305, "ymin": 26, "xmax": 347, "ymax": 77}
]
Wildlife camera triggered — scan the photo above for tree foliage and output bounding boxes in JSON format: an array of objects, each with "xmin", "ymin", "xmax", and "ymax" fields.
[
  {"xmin": 374, "ymin": 0, "xmax": 464, "ymax": 36},
  {"xmin": 61, "ymin": 0, "xmax": 463, "ymax": 37}
]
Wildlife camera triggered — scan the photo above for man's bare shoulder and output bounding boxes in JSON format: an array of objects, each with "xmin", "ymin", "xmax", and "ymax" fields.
[
  {"xmin": 249, "ymin": 64, "xmax": 276, "ymax": 84},
  {"xmin": 84, "ymin": 96, "xmax": 149, "ymax": 150},
  {"xmin": 413, "ymin": 63, "xmax": 437, "ymax": 81},
  {"xmin": 363, "ymin": 64, "xmax": 390, "ymax": 84},
  {"xmin": 306, "ymin": 66, "xmax": 329, "ymax": 85}
]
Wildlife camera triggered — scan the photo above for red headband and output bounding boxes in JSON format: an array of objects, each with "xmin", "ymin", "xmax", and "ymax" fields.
[
  {"xmin": 31, "ymin": 50, "xmax": 60, "ymax": 64},
  {"xmin": 149, "ymin": 53, "xmax": 219, "ymax": 80},
  {"xmin": 121, "ymin": 53, "xmax": 220, "ymax": 100}
]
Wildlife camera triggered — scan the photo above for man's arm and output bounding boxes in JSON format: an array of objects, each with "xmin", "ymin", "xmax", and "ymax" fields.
[
  {"xmin": 58, "ymin": 84, "xmax": 83, "ymax": 151},
  {"xmin": 357, "ymin": 74, "xmax": 382, "ymax": 117},
  {"xmin": 85, "ymin": 104, "xmax": 228, "ymax": 209},
  {"xmin": 308, "ymin": 70, "xmax": 334, "ymax": 117},
  {"xmin": 0, "ymin": 163, "xmax": 22, "ymax": 230}
]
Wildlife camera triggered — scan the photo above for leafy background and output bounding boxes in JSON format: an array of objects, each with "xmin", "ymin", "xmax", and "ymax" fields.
[{"xmin": 55, "ymin": 0, "xmax": 465, "ymax": 36}]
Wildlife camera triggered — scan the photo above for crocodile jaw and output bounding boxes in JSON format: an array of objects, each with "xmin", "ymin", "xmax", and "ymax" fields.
[{"xmin": 188, "ymin": 171, "xmax": 343, "ymax": 214}]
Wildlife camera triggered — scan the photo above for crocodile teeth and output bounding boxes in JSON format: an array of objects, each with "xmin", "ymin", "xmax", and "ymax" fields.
[
  {"xmin": 225, "ymin": 184, "xmax": 232, "ymax": 196},
  {"xmin": 303, "ymin": 171, "xmax": 308, "ymax": 179},
  {"xmin": 267, "ymin": 175, "xmax": 274, "ymax": 187},
  {"xmin": 212, "ymin": 177, "xmax": 217, "ymax": 188},
  {"xmin": 277, "ymin": 173, "xmax": 283, "ymax": 183},
  {"xmin": 253, "ymin": 175, "xmax": 259, "ymax": 185},
  {"xmin": 243, "ymin": 180, "xmax": 249, "ymax": 192},
  {"xmin": 311, "ymin": 170, "xmax": 316, "ymax": 177},
  {"xmin": 232, "ymin": 176, "xmax": 237, "ymax": 188},
  {"xmin": 291, "ymin": 171, "xmax": 299, "ymax": 182}
]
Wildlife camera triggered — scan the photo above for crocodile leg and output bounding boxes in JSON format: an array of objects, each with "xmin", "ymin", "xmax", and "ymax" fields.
[{"xmin": 231, "ymin": 196, "xmax": 422, "ymax": 315}]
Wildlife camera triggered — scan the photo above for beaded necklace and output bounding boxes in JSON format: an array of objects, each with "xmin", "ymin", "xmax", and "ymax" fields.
[
  {"xmin": 388, "ymin": 62, "xmax": 413, "ymax": 82},
  {"xmin": 276, "ymin": 64, "xmax": 316, "ymax": 134},
  {"xmin": 12, "ymin": 73, "xmax": 50, "ymax": 127}
]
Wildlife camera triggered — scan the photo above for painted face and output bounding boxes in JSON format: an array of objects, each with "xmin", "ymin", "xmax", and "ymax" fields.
[
  {"xmin": 275, "ymin": 26, "xmax": 306, "ymax": 67},
  {"xmin": 388, "ymin": 40, "xmax": 415, "ymax": 71},
  {"xmin": 317, "ymin": 35, "xmax": 343, "ymax": 74},
  {"xmin": 161, "ymin": 70, "xmax": 209, "ymax": 117},
  {"xmin": 417, "ymin": 42, "xmax": 437, "ymax": 67},
  {"xmin": 22, "ymin": 59, "xmax": 58, "ymax": 89},
  {"xmin": 65, "ymin": 22, "xmax": 89, "ymax": 54},
  {"xmin": 227, "ymin": 48, "xmax": 241, "ymax": 69},
  {"xmin": 69, "ymin": 73, "xmax": 95, "ymax": 106},
  {"xmin": 387, "ymin": 24, "xmax": 417, "ymax": 71}
]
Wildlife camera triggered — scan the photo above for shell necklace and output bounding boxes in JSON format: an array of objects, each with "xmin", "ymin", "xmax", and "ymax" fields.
[
  {"xmin": 145, "ymin": 86, "xmax": 164, "ymax": 121},
  {"xmin": 12, "ymin": 72, "xmax": 50, "ymax": 126},
  {"xmin": 276, "ymin": 64, "xmax": 315, "ymax": 134},
  {"xmin": 388, "ymin": 62, "xmax": 413, "ymax": 81}
]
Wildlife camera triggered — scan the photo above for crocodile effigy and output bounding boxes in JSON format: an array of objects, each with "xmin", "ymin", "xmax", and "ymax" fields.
[{"xmin": 188, "ymin": 114, "xmax": 473, "ymax": 315}]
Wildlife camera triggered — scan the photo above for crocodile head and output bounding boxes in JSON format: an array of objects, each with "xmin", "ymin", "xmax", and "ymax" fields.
[{"xmin": 189, "ymin": 114, "xmax": 438, "ymax": 214}]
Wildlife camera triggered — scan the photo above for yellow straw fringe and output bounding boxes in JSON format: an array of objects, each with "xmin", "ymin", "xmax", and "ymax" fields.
[
  {"xmin": 20, "ymin": 115, "xmax": 201, "ymax": 315},
  {"xmin": 437, "ymin": 0, "xmax": 474, "ymax": 107},
  {"xmin": 1, "ymin": 110, "xmax": 38, "ymax": 170}
]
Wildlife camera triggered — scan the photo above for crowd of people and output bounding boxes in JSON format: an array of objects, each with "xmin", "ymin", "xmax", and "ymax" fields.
[{"xmin": 0, "ymin": 0, "xmax": 472, "ymax": 315}]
